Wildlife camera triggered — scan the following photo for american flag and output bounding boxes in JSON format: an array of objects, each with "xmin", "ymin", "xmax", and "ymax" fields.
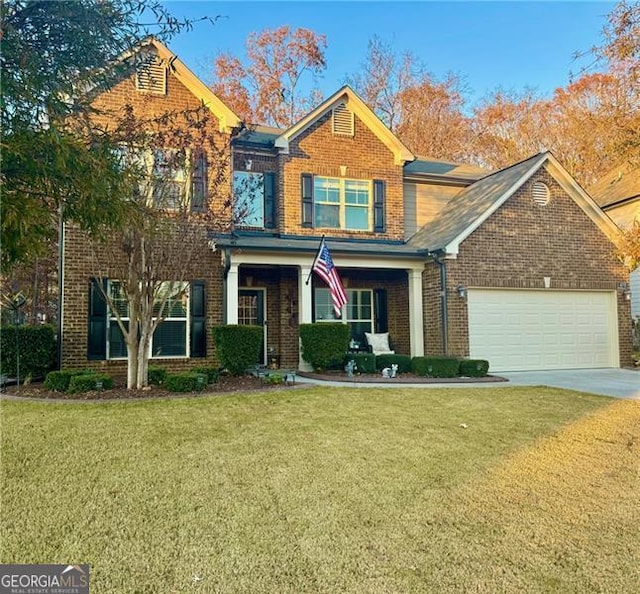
[{"xmin": 313, "ymin": 239, "xmax": 348, "ymax": 316}]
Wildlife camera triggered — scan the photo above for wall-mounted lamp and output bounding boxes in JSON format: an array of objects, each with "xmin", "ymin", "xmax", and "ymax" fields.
[
  {"xmin": 618, "ymin": 281, "xmax": 631, "ymax": 301},
  {"xmin": 244, "ymin": 159, "xmax": 253, "ymax": 171},
  {"xmin": 456, "ymin": 285, "xmax": 467, "ymax": 299}
]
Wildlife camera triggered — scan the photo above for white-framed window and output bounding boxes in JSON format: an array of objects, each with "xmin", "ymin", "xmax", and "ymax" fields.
[
  {"xmin": 314, "ymin": 288, "xmax": 373, "ymax": 342},
  {"xmin": 107, "ymin": 281, "xmax": 189, "ymax": 359},
  {"xmin": 313, "ymin": 176, "xmax": 371, "ymax": 230},
  {"xmin": 115, "ymin": 146, "xmax": 206, "ymax": 211},
  {"xmin": 233, "ymin": 171, "xmax": 265, "ymax": 227}
]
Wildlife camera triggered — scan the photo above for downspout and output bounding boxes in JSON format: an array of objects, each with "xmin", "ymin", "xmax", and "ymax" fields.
[
  {"xmin": 56, "ymin": 204, "xmax": 65, "ymax": 370},
  {"xmin": 431, "ymin": 249, "xmax": 448, "ymax": 356}
]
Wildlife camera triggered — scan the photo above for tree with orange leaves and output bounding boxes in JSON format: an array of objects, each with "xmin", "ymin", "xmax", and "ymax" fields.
[{"xmin": 212, "ymin": 26, "xmax": 327, "ymax": 127}]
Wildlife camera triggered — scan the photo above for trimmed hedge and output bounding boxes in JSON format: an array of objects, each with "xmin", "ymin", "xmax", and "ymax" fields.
[
  {"xmin": 375, "ymin": 354, "xmax": 412, "ymax": 374},
  {"xmin": 148, "ymin": 366, "xmax": 168, "ymax": 386},
  {"xmin": 44, "ymin": 369, "xmax": 93, "ymax": 392},
  {"xmin": 349, "ymin": 353, "xmax": 376, "ymax": 374},
  {"xmin": 459, "ymin": 359, "xmax": 490, "ymax": 377},
  {"xmin": 68, "ymin": 373, "xmax": 113, "ymax": 394},
  {"xmin": 299, "ymin": 323, "xmax": 350, "ymax": 370},
  {"xmin": 165, "ymin": 372, "xmax": 208, "ymax": 393},
  {"xmin": 0, "ymin": 325, "xmax": 56, "ymax": 379},
  {"xmin": 192, "ymin": 366, "xmax": 219, "ymax": 384},
  {"xmin": 213, "ymin": 325, "xmax": 263, "ymax": 375},
  {"xmin": 412, "ymin": 356, "xmax": 460, "ymax": 378}
]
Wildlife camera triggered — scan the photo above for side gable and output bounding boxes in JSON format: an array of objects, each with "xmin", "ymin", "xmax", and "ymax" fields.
[
  {"xmin": 409, "ymin": 152, "xmax": 621, "ymax": 255},
  {"xmin": 120, "ymin": 38, "xmax": 241, "ymax": 133},
  {"xmin": 274, "ymin": 86, "xmax": 414, "ymax": 166}
]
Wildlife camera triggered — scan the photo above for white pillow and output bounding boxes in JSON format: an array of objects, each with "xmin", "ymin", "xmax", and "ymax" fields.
[{"xmin": 364, "ymin": 332, "xmax": 394, "ymax": 354}]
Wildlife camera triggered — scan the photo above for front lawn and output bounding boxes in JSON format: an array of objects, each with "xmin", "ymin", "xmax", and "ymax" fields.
[{"xmin": 1, "ymin": 387, "xmax": 638, "ymax": 593}]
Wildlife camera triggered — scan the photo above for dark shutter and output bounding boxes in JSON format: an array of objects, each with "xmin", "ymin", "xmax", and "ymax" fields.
[
  {"xmin": 373, "ymin": 180, "xmax": 385, "ymax": 233},
  {"xmin": 301, "ymin": 173, "xmax": 313, "ymax": 227},
  {"xmin": 190, "ymin": 281, "xmax": 206, "ymax": 358},
  {"xmin": 264, "ymin": 172, "xmax": 276, "ymax": 228},
  {"xmin": 374, "ymin": 288, "xmax": 388, "ymax": 333},
  {"xmin": 88, "ymin": 278, "xmax": 108, "ymax": 360},
  {"xmin": 190, "ymin": 149, "xmax": 207, "ymax": 211}
]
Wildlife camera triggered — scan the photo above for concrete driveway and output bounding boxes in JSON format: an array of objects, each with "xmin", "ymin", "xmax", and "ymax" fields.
[
  {"xmin": 298, "ymin": 368, "xmax": 639, "ymax": 399},
  {"xmin": 500, "ymin": 368, "xmax": 640, "ymax": 399}
]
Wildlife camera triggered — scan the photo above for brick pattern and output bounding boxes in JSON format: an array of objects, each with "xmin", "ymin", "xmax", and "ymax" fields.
[
  {"xmin": 281, "ymin": 113, "xmax": 405, "ymax": 240},
  {"xmin": 423, "ymin": 171, "xmax": 632, "ymax": 366}
]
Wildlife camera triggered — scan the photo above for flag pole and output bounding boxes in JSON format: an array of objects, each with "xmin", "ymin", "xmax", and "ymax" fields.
[{"xmin": 306, "ymin": 234, "xmax": 325, "ymax": 285}]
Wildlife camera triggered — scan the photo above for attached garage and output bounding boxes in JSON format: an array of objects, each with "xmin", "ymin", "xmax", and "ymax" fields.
[{"xmin": 467, "ymin": 289, "xmax": 619, "ymax": 372}]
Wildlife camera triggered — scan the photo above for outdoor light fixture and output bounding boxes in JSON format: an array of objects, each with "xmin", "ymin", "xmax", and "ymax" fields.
[
  {"xmin": 456, "ymin": 285, "xmax": 467, "ymax": 298},
  {"xmin": 244, "ymin": 159, "xmax": 253, "ymax": 170},
  {"xmin": 618, "ymin": 281, "xmax": 631, "ymax": 300}
]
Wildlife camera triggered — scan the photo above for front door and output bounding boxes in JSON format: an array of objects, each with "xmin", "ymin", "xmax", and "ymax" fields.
[{"xmin": 238, "ymin": 289, "xmax": 266, "ymax": 365}]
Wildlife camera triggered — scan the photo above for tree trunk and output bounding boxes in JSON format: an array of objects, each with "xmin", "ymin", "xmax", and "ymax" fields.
[{"xmin": 126, "ymin": 339, "xmax": 138, "ymax": 390}]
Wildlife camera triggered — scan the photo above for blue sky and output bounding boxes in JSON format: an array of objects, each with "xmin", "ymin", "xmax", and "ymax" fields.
[{"xmin": 162, "ymin": 1, "xmax": 615, "ymax": 106}]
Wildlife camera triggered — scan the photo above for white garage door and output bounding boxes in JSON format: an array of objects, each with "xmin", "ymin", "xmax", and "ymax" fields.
[{"xmin": 468, "ymin": 289, "xmax": 618, "ymax": 372}]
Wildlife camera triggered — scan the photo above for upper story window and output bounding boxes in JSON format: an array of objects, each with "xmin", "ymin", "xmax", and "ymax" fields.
[
  {"xmin": 302, "ymin": 174, "xmax": 386, "ymax": 232},
  {"xmin": 233, "ymin": 170, "xmax": 276, "ymax": 229},
  {"xmin": 116, "ymin": 146, "xmax": 207, "ymax": 211}
]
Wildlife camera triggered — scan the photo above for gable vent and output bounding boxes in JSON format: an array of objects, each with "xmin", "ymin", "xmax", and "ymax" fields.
[
  {"xmin": 531, "ymin": 181, "xmax": 550, "ymax": 206},
  {"xmin": 136, "ymin": 55, "xmax": 167, "ymax": 95},
  {"xmin": 332, "ymin": 103, "xmax": 354, "ymax": 137}
]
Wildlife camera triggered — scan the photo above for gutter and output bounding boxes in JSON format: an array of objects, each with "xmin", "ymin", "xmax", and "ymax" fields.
[{"xmin": 429, "ymin": 249, "xmax": 448, "ymax": 356}]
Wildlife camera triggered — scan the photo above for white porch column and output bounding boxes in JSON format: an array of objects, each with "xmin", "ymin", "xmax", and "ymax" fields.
[
  {"xmin": 408, "ymin": 268, "xmax": 425, "ymax": 357},
  {"xmin": 226, "ymin": 263, "xmax": 239, "ymax": 325},
  {"xmin": 298, "ymin": 265, "xmax": 313, "ymax": 370}
]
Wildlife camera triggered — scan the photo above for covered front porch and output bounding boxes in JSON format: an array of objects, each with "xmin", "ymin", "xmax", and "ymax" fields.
[{"xmin": 216, "ymin": 236, "xmax": 427, "ymax": 369}]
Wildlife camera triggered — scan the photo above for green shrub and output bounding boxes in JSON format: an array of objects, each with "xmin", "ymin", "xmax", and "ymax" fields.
[
  {"xmin": 459, "ymin": 359, "xmax": 490, "ymax": 377},
  {"xmin": 375, "ymin": 354, "xmax": 412, "ymax": 374},
  {"xmin": 350, "ymin": 353, "xmax": 376, "ymax": 374},
  {"xmin": 165, "ymin": 372, "xmax": 207, "ymax": 393},
  {"xmin": 299, "ymin": 323, "xmax": 350, "ymax": 370},
  {"xmin": 192, "ymin": 366, "xmax": 219, "ymax": 384},
  {"xmin": 0, "ymin": 325, "xmax": 56, "ymax": 378},
  {"xmin": 412, "ymin": 356, "xmax": 460, "ymax": 378},
  {"xmin": 264, "ymin": 372, "xmax": 283, "ymax": 385},
  {"xmin": 213, "ymin": 325, "xmax": 263, "ymax": 375},
  {"xmin": 44, "ymin": 369, "xmax": 93, "ymax": 392},
  {"xmin": 148, "ymin": 366, "xmax": 168, "ymax": 386},
  {"xmin": 68, "ymin": 373, "xmax": 113, "ymax": 394}
]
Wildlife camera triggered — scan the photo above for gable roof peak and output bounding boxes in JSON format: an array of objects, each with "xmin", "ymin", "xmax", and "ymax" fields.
[{"xmin": 274, "ymin": 85, "xmax": 414, "ymax": 165}]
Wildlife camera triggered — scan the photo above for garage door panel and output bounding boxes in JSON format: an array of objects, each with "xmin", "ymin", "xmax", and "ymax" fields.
[{"xmin": 468, "ymin": 290, "xmax": 617, "ymax": 372}]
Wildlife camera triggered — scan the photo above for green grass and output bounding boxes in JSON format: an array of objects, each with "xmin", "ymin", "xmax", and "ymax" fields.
[{"xmin": 2, "ymin": 387, "xmax": 639, "ymax": 593}]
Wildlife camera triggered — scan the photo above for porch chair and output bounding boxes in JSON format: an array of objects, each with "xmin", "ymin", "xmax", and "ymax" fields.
[{"xmin": 364, "ymin": 331, "xmax": 395, "ymax": 356}]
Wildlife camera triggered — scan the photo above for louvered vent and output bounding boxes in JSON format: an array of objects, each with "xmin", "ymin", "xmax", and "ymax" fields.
[
  {"xmin": 332, "ymin": 103, "xmax": 354, "ymax": 136},
  {"xmin": 136, "ymin": 55, "xmax": 166, "ymax": 95},
  {"xmin": 531, "ymin": 181, "xmax": 550, "ymax": 206}
]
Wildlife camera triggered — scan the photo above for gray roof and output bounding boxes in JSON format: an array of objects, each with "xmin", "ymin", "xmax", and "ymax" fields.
[
  {"xmin": 404, "ymin": 156, "xmax": 488, "ymax": 180},
  {"xmin": 408, "ymin": 153, "xmax": 549, "ymax": 252},
  {"xmin": 214, "ymin": 234, "xmax": 427, "ymax": 258},
  {"xmin": 234, "ymin": 124, "xmax": 283, "ymax": 148},
  {"xmin": 589, "ymin": 164, "xmax": 640, "ymax": 208}
]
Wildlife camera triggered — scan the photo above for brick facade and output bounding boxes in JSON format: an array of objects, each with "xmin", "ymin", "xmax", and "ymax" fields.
[
  {"xmin": 59, "ymin": 40, "xmax": 633, "ymax": 374},
  {"xmin": 423, "ymin": 170, "xmax": 633, "ymax": 366}
]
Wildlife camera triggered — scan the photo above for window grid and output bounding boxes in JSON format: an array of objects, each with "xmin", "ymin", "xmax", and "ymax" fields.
[
  {"xmin": 107, "ymin": 281, "xmax": 189, "ymax": 360},
  {"xmin": 233, "ymin": 171, "xmax": 265, "ymax": 227},
  {"xmin": 314, "ymin": 176, "xmax": 371, "ymax": 230}
]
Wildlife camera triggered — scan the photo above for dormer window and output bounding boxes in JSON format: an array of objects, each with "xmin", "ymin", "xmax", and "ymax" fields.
[
  {"xmin": 136, "ymin": 54, "xmax": 167, "ymax": 95},
  {"xmin": 332, "ymin": 103, "xmax": 354, "ymax": 137}
]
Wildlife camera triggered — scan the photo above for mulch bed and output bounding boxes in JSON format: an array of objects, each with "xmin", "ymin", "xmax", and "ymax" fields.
[{"xmin": 1, "ymin": 375, "xmax": 291, "ymax": 401}]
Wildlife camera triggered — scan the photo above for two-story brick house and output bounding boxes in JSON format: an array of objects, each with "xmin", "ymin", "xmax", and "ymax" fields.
[{"xmin": 61, "ymin": 38, "xmax": 633, "ymax": 374}]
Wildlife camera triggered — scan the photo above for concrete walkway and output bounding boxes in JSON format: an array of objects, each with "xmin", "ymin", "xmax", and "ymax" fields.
[{"xmin": 297, "ymin": 368, "xmax": 639, "ymax": 400}]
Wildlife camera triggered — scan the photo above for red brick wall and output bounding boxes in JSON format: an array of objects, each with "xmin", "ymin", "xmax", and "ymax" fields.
[
  {"xmin": 280, "ymin": 113, "xmax": 405, "ymax": 240},
  {"xmin": 424, "ymin": 169, "xmax": 632, "ymax": 366}
]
